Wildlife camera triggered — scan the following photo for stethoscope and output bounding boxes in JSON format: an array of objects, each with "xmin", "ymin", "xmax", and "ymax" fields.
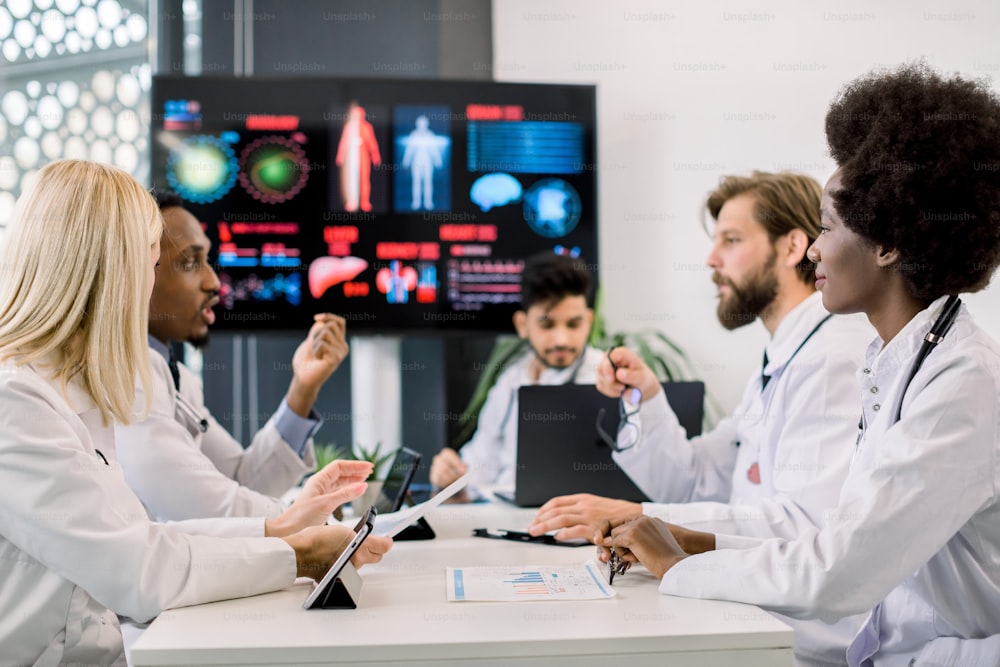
[
  {"xmin": 890, "ymin": 295, "xmax": 962, "ymax": 424},
  {"xmin": 94, "ymin": 364, "xmax": 210, "ymax": 466},
  {"xmin": 176, "ymin": 390, "xmax": 209, "ymax": 433},
  {"xmin": 856, "ymin": 295, "xmax": 961, "ymax": 449}
]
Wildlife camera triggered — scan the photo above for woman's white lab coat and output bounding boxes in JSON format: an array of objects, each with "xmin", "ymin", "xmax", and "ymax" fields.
[
  {"xmin": 657, "ymin": 299, "xmax": 1000, "ymax": 666},
  {"xmin": 0, "ymin": 361, "xmax": 296, "ymax": 666}
]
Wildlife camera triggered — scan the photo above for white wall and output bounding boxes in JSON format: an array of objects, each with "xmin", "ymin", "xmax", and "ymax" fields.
[{"xmin": 493, "ymin": 0, "xmax": 1000, "ymax": 415}]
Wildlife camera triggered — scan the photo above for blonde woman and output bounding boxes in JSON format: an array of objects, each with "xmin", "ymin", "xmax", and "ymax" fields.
[{"xmin": 0, "ymin": 160, "xmax": 391, "ymax": 665}]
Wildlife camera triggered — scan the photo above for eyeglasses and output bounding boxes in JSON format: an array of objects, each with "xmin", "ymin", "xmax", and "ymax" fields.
[
  {"xmin": 595, "ymin": 348, "xmax": 642, "ymax": 452},
  {"xmin": 608, "ymin": 548, "xmax": 631, "ymax": 585},
  {"xmin": 595, "ymin": 395, "xmax": 641, "ymax": 452}
]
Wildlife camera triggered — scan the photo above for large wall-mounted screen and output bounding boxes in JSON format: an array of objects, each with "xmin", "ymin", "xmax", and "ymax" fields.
[{"xmin": 151, "ymin": 76, "xmax": 597, "ymax": 333}]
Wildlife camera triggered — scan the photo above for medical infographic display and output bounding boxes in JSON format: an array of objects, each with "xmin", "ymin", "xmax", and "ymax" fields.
[{"xmin": 151, "ymin": 76, "xmax": 597, "ymax": 333}]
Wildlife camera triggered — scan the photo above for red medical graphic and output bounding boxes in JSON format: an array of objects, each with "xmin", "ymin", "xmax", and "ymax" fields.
[
  {"xmin": 308, "ymin": 256, "xmax": 369, "ymax": 298},
  {"xmin": 375, "ymin": 263, "xmax": 418, "ymax": 294},
  {"xmin": 335, "ymin": 103, "xmax": 382, "ymax": 212}
]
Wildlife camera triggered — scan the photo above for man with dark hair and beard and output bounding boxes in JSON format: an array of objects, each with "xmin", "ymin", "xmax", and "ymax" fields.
[
  {"xmin": 115, "ymin": 192, "xmax": 370, "ymax": 532},
  {"xmin": 430, "ymin": 250, "xmax": 604, "ymax": 495},
  {"xmin": 530, "ymin": 172, "xmax": 873, "ymax": 667}
]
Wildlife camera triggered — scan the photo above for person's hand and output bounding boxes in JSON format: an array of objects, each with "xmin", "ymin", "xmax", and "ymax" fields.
[
  {"xmin": 594, "ymin": 515, "xmax": 690, "ymax": 579},
  {"xmin": 527, "ymin": 493, "xmax": 641, "ymax": 542},
  {"xmin": 596, "ymin": 347, "xmax": 661, "ymax": 402},
  {"xmin": 429, "ymin": 448, "xmax": 468, "ymax": 489},
  {"xmin": 282, "ymin": 525, "xmax": 393, "ymax": 580},
  {"xmin": 287, "ymin": 314, "xmax": 349, "ymax": 417},
  {"xmin": 265, "ymin": 460, "xmax": 373, "ymax": 537}
]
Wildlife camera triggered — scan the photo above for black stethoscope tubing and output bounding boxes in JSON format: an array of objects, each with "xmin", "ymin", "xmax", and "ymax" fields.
[{"xmin": 890, "ymin": 295, "xmax": 962, "ymax": 425}]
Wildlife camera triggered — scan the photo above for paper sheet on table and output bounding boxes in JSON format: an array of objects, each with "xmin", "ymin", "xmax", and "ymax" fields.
[
  {"xmin": 372, "ymin": 473, "xmax": 470, "ymax": 538},
  {"xmin": 447, "ymin": 561, "xmax": 615, "ymax": 601}
]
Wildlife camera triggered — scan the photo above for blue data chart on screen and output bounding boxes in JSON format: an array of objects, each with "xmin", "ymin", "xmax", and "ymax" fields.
[
  {"xmin": 219, "ymin": 272, "xmax": 302, "ymax": 310},
  {"xmin": 467, "ymin": 122, "xmax": 584, "ymax": 174}
]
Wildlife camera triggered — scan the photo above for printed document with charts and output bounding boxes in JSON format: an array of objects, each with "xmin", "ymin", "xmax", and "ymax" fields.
[{"xmin": 447, "ymin": 561, "xmax": 615, "ymax": 601}]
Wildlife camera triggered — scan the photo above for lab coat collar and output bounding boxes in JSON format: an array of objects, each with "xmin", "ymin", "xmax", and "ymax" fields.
[
  {"xmin": 864, "ymin": 295, "xmax": 958, "ymax": 375},
  {"xmin": 27, "ymin": 353, "xmax": 99, "ymax": 418},
  {"xmin": 761, "ymin": 291, "xmax": 831, "ymax": 377}
]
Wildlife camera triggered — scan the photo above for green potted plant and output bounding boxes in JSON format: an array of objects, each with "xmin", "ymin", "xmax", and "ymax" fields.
[
  {"xmin": 313, "ymin": 442, "xmax": 350, "ymax": 472},
  {"xmin": 349, "ymin": 442, "xmax": 394, "ymax": 515},
  {"xmin": 311, "ymin": 443, "xmax": 349, "ymax": 519},
  {"xmin": 311, "ymin": 442, "xmax": 394, "ymax": 516}
]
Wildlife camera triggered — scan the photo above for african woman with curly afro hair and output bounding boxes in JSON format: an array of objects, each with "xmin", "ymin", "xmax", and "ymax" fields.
[{"xmin": 598, "ymin": 63, "xmax": 1000, "ymax": 666}]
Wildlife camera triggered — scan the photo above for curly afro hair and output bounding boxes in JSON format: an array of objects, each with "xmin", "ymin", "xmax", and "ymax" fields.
[{"xmin": 825, "ymin": 62, "xmax": 1000, "ymax": 300}]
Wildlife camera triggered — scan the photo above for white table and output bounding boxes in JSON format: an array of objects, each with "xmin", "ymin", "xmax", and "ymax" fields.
[{"xmin": 131, "ymin": 503, "xmax": 793, "ymax": 666}]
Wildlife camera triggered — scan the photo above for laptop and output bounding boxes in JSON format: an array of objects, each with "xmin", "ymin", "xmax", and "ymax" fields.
[{"xmin": 504, "ymin": 382, "xmax": 705, "ymax": 507}]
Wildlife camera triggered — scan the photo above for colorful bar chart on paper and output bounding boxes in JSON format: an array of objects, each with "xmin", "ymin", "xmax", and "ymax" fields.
[{"xmin": 447, "ymin": 562, "xmax": 615, "ymax": 602}]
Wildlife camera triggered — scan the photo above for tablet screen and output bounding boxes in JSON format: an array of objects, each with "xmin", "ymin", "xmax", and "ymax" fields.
[
  {"xmin": 374, "ymin": 447, "xmax": 421, "ymax": 514},
  {"xmin": 302, "ymin": 506, "xmax": 376, "ymax": 609}
]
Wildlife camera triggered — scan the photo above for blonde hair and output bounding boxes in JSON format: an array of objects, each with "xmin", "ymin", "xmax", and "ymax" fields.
[{"xmin": 0, "ymin": 160, "xmax": 163, "ymax": 424}]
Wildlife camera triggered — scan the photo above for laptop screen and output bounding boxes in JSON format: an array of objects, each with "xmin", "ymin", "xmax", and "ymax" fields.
[{"xmin": 512, "ymin": 382, "xmax": 704, "ymax": 507}]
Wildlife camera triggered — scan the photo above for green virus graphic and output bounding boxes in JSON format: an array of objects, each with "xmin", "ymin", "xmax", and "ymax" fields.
[{"xmin": 239, "ymin": 136, "xmax": 310, "ymax": 203}]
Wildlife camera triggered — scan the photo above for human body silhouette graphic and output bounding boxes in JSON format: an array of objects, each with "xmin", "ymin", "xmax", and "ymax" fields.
[
  {"xmin": 400, "ymin": 115, "xmax": 446, "ymax": 210},
  {"xmin": 336, "ymin": 104, "xmax": 381, "ymax": 212}
]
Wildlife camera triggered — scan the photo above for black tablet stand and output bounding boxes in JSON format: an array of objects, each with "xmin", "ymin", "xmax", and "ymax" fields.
[
  {"xmin": 312, "ymin": 561, "xmax": 364, "ymax": 609},
  {"xmin": 391, "ymin": 491, "xmax": 436, "ymax": 541},
  {"xmin": 394, "ymin": 515, "xmax": 436, "ymax": 541}
]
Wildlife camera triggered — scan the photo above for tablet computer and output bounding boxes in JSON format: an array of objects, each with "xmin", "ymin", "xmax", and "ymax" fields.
[
  {"xmin": 373, "ymin": 473, "xmax": 469, "ymax": 538},
  {"xmin": 374, "ymin": 446, "xmax": 422, "ymax": 514},
  {"xmin": 303, "ymin": 505, "xmax": 376, "ymax": 609}
]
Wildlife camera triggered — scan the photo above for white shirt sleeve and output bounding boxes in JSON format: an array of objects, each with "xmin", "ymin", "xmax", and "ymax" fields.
[
  {"xmin": 116, "ymin": 354, "xmax": 286, "ymax": 521},
  {"xmin": 640, "ymin": 325, "xmax": 861, "ymax": 539},
  {"xmin": 0, "ymin": 375, "xmax": 297, "ymax": 626},
  {"xmin": 658, "ymin": 351, "xmax": 998, "ymax": 624},
  {"xmin": 184, "ymin": 361, "xmax": 315, "ymax": 497},
  {"xmin": 913, "ymin": 635, "xmax": 1000, "ymax": 666},
  {"xmin": 613, "ymin": 389, "xmax": 742, "ymax": 504},
  {"xmin": 161, "ymin": 517, "xmax": 265, "ymax": 538}
]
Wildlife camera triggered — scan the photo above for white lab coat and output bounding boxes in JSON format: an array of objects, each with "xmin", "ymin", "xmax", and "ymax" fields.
[
  {"xmin": 913, "ymin": 634, "xmax": 1000, "ymax": 666},
  {"xmin": 614, "ymin": 292, "xmax": 874, "ymax": 666},
  {"xmin": 459, "ymin": 346, "xmax": 604, "ymax": 491},
  {"xmin": 658, "ymin": 298, "xmax": 1000, "ymax": 667},
  {"xmin": 0, "ymin": 361, "xmax": 296, "ymax": 666},
  {"xmin": 115, "ymin": 347, "xmax": 316, "ymax": 522}
]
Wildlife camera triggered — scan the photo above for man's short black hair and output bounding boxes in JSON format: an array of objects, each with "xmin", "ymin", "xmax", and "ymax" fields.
[
  {"xmin": 520, "ymin": 251, "xmax": 593, "ymax": 310},
  {"xmin": 153, "ymin": 189, "xmax": 184, "ymax": 211},
  {"xmin": 825, "ymin": 62, "xmax": 1000, "ymax": 300}
]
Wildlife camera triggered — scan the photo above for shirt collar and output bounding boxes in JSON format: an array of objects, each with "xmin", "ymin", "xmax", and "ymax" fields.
[
  {"xmin": 148, "ymin": 334, "xmax": 171, "ymax": 364},
  {"xmin": 865, "ymin": 294, "xmax": 955, "ymax": 376}
]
